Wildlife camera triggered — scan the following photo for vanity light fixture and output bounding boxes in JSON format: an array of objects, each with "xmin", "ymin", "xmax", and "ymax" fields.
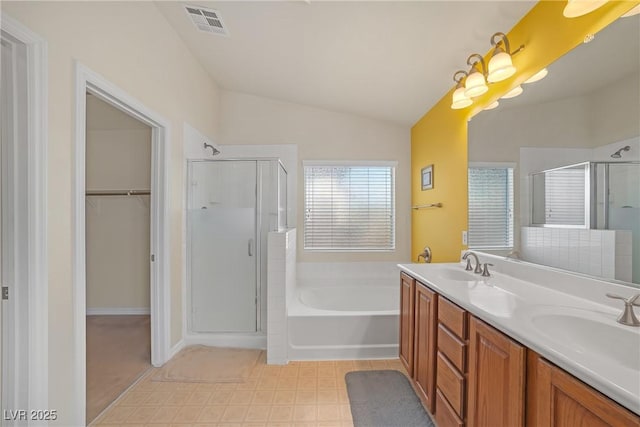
[
  {"xmin": 524, "ymin": 68, "xmax": 548, "ymax": 84},
  {"xmin": 451, "ymin": 70, "xmax": 473, "ymax": 109},
  {"xmin": 484, "ymin": 100, "xmax": 500, "ymax": 110},
  {"xmin": 487, "ymin": 33, "xmax": 517, "ymax": 83},
  {"xmin": 464, "ymin": 54, "xmax": 489, "ymax": 97},
  {"xmin": 563, "ymin": 0, "xmax": 608, "ymax": 18},
  {"xmin": 501, "ymin": 85, "xmax": 523, "ymax": 99}
]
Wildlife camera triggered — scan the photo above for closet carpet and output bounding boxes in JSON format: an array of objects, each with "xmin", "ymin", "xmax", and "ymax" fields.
[{"xmin": 87, "ymin": 315, "xmax": 151, "ymax": 425}]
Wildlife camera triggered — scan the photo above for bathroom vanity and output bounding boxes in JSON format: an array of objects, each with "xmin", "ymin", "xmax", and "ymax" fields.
[{"xmin": 398, "ymin": 257, "xmax": 640, "ymax": 427}]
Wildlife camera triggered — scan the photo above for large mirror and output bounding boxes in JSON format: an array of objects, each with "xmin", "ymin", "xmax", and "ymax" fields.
[{"xmin": 468, "ymin": 14, "xmax": 640, "ymax": 286}]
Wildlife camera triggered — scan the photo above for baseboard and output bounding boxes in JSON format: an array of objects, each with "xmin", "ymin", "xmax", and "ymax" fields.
[
  {"xmin": 168, "ymin": 338, "xmax": 185, "ymax": 361},
  {"xmin": 184, "ymin": 332, "xmax": 267, "ymax": 349},
  {"xmin": 86, "ymin": 307, "xmax": 150, "ymax": 315}
]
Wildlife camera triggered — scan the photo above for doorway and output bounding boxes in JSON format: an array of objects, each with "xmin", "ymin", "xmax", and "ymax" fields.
[
  {"xmin": 84, "ymin": 94, "xmax": 153, "ymax": 423},
  {"xmin": 0, "ymin": 17, "xmax": 48, "ymax": 422},
  {"xmin": 73, "ymin": 63, "xmax": 171, "ymax": 426}
]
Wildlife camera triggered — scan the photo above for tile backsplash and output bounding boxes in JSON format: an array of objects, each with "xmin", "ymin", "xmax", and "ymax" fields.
[{"xmin": 521, "ymin": 227, "xmax": 632, "ymax": 282}]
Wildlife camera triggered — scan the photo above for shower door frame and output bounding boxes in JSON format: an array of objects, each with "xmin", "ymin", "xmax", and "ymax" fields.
[
  {"xmin": 591, "ymin": 161, "xmax": 640, "ymax": 230},
  {"xmin": 186, "ymin": 158, "xmax": 280, "ymax": 336}
]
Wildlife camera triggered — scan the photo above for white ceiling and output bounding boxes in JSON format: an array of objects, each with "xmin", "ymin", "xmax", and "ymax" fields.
[{"xmin": 155, "ymin": 1, "xmax": 536, "ymax": 126}]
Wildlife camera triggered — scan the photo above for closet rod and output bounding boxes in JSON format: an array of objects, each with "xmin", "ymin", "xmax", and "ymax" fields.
[
  {"xmin": 86, "ymin": 190, "xmax": 151, "ymax": 196},
  {"xmin": 411, "ymin": 202, "xmax": 443, "ymax": 210}
]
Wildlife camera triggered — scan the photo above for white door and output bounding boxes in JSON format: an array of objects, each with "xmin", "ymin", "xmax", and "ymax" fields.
[
  {"xmin": 0, "ymin": 37, "xmax": 6, "ymax": 418},
  {"xmin": 0, "ymin": 20, "xmax": 48, "ymax": 422},
  {"xmin": 189, "ymin": 161, "xmax": 258, "ymax": 332},
  {"xmin": 1, "ymin": 34, "xmax": 15, "ymax": 421}
]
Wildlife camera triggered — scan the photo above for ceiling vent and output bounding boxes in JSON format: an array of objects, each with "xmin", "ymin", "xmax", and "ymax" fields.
[{"xmin": 185, "ymin": 5, "xmax": 229, "ymax": 37}]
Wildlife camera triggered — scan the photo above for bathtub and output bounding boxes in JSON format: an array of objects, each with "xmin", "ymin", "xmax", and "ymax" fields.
[{"xmin": 287, "ymin": 262, "xmax": 400, "ymax": 360}]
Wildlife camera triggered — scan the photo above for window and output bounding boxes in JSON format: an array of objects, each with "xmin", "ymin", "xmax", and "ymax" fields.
[
  {"xmin": 468, "ymin": 164, "xmax": 514, "ymax": 249},
  {"xmin": 531, "ymin": 164, "xmax": 587, "ymax": 226},
  {"xmin": 304, "ymin": 162, "xmax": 395, "ymax": 251}
]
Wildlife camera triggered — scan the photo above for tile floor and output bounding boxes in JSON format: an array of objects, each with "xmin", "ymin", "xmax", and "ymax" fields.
[{"xmin": 92, "ymin": 354, "xmax": 407, "ymax": 427}]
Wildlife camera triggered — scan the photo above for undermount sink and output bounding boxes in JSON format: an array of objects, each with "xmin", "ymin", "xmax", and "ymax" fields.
[
  {"xmin": 430, "ymin": 265, "xmax": 480, "ymax": 282},
  {"xmin": 531, "ymin": 308, "xmax": 640, "ymax": 370}
]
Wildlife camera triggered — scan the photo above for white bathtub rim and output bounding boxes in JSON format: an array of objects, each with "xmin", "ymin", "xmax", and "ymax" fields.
[{"xmin": 288, "ymin": 295, "xmax": 399, "ymax": 317}]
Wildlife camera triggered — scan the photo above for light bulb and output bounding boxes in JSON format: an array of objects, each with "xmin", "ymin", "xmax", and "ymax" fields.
[
  {"xmin": 622, "ymin": 4, "xmax": 640, "ymax": 17},
  {"xmin": 488, "ymin": 50, "xmax": 516, "ymax": 83},
  {"xmin": 464, "ymin": 70, "xmax": 488, "ymax": 98},
  {"xmin": 563, "ymin": 0, "xmax": 608, "ymax": 18},
  {"xmin": 484, "ymin": 100, "xmax": 499, "ymax": 110},
  {"xmin": 501, "ymin": 85, "xmax": 523, "ymax": 99},
  {"xmin": 451, "ymin": 87, "xmax": 472, "ymax": 109},
  {"xmin": 524, "ymin": 68, "xmax": 548, "ymax": 84}
]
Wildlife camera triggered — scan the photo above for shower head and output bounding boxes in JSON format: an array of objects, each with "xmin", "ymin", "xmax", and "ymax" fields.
[
  {"xmin": 611, "ymin": 145, "xmax": 630, "ymax": 158},
  {"xmin": 204, "ymin": 142, "xmax": 220, "ymax": 156}
]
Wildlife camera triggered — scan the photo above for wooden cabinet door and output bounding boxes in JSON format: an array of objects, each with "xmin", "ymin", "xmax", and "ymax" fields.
[
  {"xmin": 534, "ymin": 356, "xmax": 640, "ymax": 427},
  {"xmin": 399, "ymin": 272, "xmax": 415, "ymax": 375},
  {"xmin": 467, "ymin": 316, "xmax": 525, "ymax": 427},
  {"xmin": 413, "ymin": 282, "xmax": 437, "ymax": 412}
]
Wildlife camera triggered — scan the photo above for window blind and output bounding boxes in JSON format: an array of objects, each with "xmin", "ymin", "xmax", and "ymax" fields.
[
  {"xmin": 544, "ymin": 169, "xmax": 585, "ymax": 225},
  {"xmin": 304, "ymin": 164, "xmax": 395, "ymax": 251},
  {"xmin": 468, "ymin": 167, "xmax": 514, "ymax": 249}
]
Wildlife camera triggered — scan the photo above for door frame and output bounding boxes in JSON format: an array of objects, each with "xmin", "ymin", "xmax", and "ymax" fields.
[
  {"xmin": 72, "ymin": 63, "xmax": 171, "ymax": 424},
  {"xmin": 0, "ymin": 14, "xmax": 49, "ymax": 420}
]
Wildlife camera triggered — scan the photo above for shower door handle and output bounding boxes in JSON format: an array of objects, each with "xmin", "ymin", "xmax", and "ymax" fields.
[{"xmin": 248, "ymin": 239, "xmax": 254, "ymax": 257}]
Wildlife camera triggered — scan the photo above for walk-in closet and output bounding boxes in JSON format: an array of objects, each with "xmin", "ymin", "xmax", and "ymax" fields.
[{"xmin": 85, "ymin": 94, "xmax": 152, "ymax": 424}]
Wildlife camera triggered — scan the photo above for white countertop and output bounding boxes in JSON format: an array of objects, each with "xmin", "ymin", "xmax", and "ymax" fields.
[{"xmin": 398, "ymin": 258, "xmax": 640, "ymax": 416}]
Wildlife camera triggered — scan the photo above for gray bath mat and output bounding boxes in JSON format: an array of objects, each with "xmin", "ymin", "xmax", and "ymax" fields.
[{"xmin": 345, "ymin": 370, "xmax": 435, "ymax": 427}]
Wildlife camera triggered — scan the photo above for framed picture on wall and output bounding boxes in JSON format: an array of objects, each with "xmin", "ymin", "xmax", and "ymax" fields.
[{"xmin": 421, "ymin": 165, "xmax": 433, "ymax": 190}]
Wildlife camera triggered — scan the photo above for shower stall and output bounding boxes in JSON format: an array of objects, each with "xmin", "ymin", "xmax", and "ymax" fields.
[
  {"xmin": 187, "ymin": 159, "xmax": 287, "ymax": 335},
  {"xmin": 531, "ymin": 161, "xmax": 639, "ymax": 228},
  {"xmin": 530, "ymin": 161, "xmax": 639, "ymax": 283}
]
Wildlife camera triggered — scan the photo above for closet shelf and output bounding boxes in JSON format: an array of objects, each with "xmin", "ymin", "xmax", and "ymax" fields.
[{"xmin": 86, "ymin": 190, "xmax": 151, "ymax": 196}]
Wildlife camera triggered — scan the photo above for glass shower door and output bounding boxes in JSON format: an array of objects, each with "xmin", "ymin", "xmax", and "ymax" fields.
[
  {"xmin": 606, "ymin": 162, "xmax": 640, "ymax": 283},
  {"xmin": 189, "ymin": 160, "xmax": 257, "ymax": 332}
]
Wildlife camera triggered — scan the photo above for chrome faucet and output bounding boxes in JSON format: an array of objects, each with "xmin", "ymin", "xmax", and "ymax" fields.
[
  {"xmin": 462, "ymin": 251, "xmax": 482, "ymax": 274},
  {"xmin": 606, "ymin": 293, "xmax": 640, "ymax": 327},
  {"xmin": 481, "ymin": 263, "xmax": 494, "ymax": 277}
]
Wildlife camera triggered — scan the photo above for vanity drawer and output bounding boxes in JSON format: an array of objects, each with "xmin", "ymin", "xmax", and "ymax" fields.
[
  {"xmin": 438, "ymin": 297, "xmax": 468, "ymax": 339},
  {"xmin": 438, "ymin": 323, "xmax": 466, "ymax": 372},
  {"xmin": 436, "ymin": 351, "xmax": 465, "ymax": 417},
  {"xmin": 435, "ymin": 389, "xmax": 464, "ymax": 427}
]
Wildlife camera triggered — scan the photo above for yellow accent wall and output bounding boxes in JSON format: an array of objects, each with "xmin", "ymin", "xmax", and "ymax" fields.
[{"xmin": 411, "ymin": 0, "xmax": 639, "ymax": 263}]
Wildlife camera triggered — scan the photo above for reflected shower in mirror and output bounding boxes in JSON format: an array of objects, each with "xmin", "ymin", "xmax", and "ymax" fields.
[
  {"xmin": 468, "ymin": 14, "xmax": 640, "ymax": 286},
  {"xmin": 531, "ymin": 162, "xmax": 589, "ymax": 227}
]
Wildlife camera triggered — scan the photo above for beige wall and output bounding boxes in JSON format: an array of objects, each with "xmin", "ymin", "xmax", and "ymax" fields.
[
  {"xmin": 86, "ymin": 95, "xmax": 151, "ymax": 311},
  {"xmin": 219, "ymin": 89, "xmax": 412, "ymax": 263},
  {"xmin": 1, "ymin": 2, "xmax": 220, "ymax": 424},
  {"xmin": 590, "ymin": 71, "xmax": 640, "ymax": 147}
]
